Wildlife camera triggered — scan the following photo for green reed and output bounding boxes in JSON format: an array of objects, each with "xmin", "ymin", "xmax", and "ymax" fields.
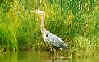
[{"xmin": 0, "ymin": 0, "xmax": 98, "ymax": 56}]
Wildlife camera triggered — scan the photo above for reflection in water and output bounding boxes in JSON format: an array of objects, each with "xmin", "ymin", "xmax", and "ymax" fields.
[
  {"xmin": 0, "ymin": 50, "xmax": 98, "ymax": 62},
  {"xmin": 0, "ymin": 50, "xmax": 71, "ymax": 62}
]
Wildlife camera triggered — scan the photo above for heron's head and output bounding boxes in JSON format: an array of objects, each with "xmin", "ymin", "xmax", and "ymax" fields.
[
  {"xmin": 32, "ymin": 10, "xmax": 45, "ymax": 20},
  {"xmin": 35, "ymin": 10, "xmax": 45, "ymax": 15}
]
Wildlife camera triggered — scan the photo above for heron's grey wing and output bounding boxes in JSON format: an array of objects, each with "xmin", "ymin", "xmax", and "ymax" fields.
[{"xmin": 46, "ymin": 32, "xmax": 67, "ymax": 48}]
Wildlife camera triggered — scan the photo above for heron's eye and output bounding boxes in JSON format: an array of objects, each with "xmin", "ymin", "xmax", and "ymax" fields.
[{"xmin": 46, "ymin": 34, "xmax": 48, "ymax": 37}]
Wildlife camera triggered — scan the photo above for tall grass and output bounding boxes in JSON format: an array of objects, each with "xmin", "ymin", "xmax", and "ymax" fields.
[{"xmin": 0, "ymin": 0, "xmax": 98, "ymax": 56}]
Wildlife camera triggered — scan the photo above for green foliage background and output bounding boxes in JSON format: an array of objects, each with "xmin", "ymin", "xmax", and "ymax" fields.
[{"xmin": 0, "ymin": 0, "xmax": 99, "ymax": 55}]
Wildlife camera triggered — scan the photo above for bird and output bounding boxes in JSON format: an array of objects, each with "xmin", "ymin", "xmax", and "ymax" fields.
[{"xmin": 32, "ymin": 10, "xmax": 68, "ymax": 50}]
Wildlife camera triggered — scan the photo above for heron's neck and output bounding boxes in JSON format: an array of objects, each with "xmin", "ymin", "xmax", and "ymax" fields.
[{"xmin": 40, "ymin": 14, "xmax": 45, "ymax": 33}]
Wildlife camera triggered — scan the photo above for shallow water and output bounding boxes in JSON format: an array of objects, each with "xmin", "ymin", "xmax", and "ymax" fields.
[{"xmin": 0, "ymin": 50, "xmax": 99, "ymax": 62}]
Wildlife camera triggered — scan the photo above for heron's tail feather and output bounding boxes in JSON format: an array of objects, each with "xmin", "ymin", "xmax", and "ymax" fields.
[{"xmin": 61, "ymin": 44, "xmax": 68, "ymax": 49}]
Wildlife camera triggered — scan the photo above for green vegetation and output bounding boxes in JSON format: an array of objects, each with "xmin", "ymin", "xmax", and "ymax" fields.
[{"xmin": 0, "ymin": 0, "xmax": 98, "ymax": 56}]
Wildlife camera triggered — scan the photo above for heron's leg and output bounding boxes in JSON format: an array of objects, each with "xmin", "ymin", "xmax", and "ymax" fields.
[
  {"xmin": 54, "ymin": 48, "xmax": 62, "ymax": 56},
  {"xmin": 49, "ymin": 45, "xmax": 53, "ymax": 52},
  {"xmin": 49, "ymin": 47, "xmax": 56, "ymax": 56},
  {"xmin": 49, "ymin": 48, "xmax": 56, "ymax": 56}
]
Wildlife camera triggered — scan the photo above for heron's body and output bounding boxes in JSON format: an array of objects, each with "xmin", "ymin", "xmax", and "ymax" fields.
[
  {"xmin": 34, "ymin": 10, "xmax": 68, "ymax": 49},
  {"xmin": 42, "ymin": 29, "xmax": 67, "ymax": 49}
]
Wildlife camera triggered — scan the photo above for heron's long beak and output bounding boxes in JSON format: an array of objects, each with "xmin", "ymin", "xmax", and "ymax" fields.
[
  {"xmin": 31, "ymin": 10, "xmax": 37, "ymax": 14},
  {"xmin": 31, "ymin": 10, "xmax": 45, "ymax": 21},
  {"xmin": 31, "ymin": 10, "xmax": 44, "ymax": 14}
]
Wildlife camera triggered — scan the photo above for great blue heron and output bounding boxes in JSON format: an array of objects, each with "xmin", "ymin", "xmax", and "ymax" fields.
[{"xmin": 33, "ymin": 10, "xmax": 68, "ymax": 50}]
